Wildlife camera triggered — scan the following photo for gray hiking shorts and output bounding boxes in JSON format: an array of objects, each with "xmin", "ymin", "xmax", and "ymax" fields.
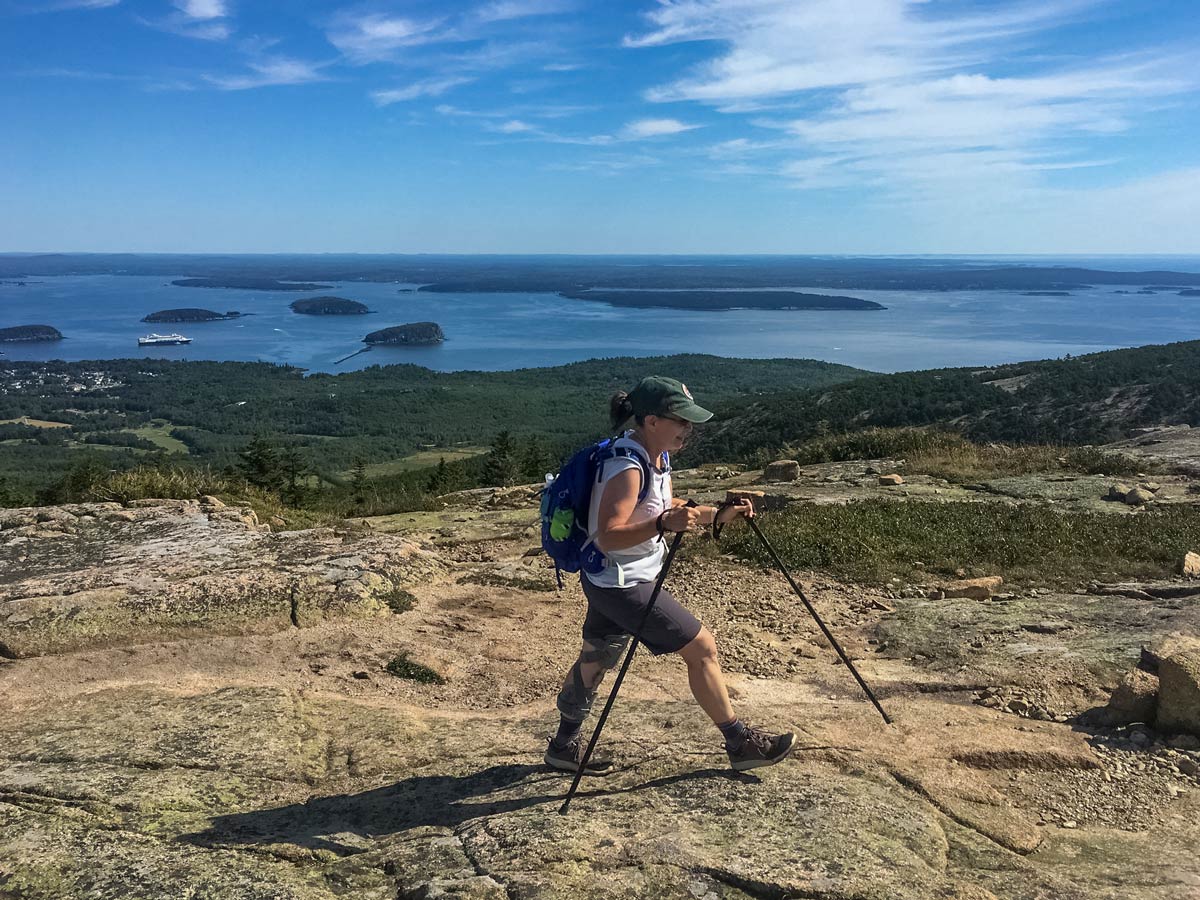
[{"xmin": 580, "ymin": 576, "xmax": 703, "ymax": 656}]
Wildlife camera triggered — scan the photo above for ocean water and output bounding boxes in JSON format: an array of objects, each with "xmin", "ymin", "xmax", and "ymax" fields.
[{"xmin": 2, "ymin": 267, "xmax": 1199, "ymax": 374}]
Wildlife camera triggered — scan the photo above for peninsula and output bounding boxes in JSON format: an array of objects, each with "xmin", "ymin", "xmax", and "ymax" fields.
[
  {"xmin": 559, "ymin": 289, "xmax": 886, "ymax": 311},
  {"xmin": 0, "ymin": 324, "xmax": 63, "ymax": 342},
  {"xmin": 290, "ymin": 297, "xmax": 370, "ymax": 315},
  {"xmin": 142, "ymin": 308, "xmax": 242, "ymax": 323},
  {"xmin": 364, "ymin": 322, "xmax": 445, "ymax": 345},
  {"xmin": 172, "ymin": 277, "xmax": 332, "ymax": 291}
]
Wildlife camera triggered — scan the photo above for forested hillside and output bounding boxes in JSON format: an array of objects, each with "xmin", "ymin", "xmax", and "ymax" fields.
[
  {"xmin": 693, "ymin": 340, "xmax": 1200, "ymax": 463},
  {"xmin": 0, "ymin": 354, "xmax": 863, "ymax": 502}
]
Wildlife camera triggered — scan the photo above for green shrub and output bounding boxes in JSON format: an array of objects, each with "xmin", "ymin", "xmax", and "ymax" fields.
[
  {"xmin": 380, "ymin": 588, "xmax": 417, "ymax": 613},
  {"xmin": 385, "ymin": 653, "xmax": 446, "ymax": 684}
]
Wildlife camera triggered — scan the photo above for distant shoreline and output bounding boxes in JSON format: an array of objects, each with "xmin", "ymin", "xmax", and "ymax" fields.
[{"xmin": 558, "ymin": 289, "xmax": 886, "ymax": 311}]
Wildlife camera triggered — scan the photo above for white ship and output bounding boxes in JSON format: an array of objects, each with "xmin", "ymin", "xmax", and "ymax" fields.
[{"xmin": 138, "ymin": 333, "xmax": 192, "ymax": 347}]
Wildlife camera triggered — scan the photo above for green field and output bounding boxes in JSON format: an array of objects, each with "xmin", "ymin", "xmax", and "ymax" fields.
[
  {"xmin": 128, "ymin": 423, "xmax": 189, "ymax": 454},
  {"xmin": 0, "ymin": 417, "xmax": 71, "ymax": 429},
  {"xmin": 344, "ymin": 447, "xmax": 488, "ymax": 479}
]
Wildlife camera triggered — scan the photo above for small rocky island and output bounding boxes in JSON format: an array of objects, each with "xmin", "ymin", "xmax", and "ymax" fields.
[
  {"xmin": 559, "ymin": 289, "xmax": 886, "ymax": 311},
  {"xmin": 1181, "ymin": 289, "xmax": 1200, "ymax": 297},
  {"xmin": 364, "ymin": 322, "xmax": 445, "ymax": 345},
  {"xmin": 172, "ymin": 277, "xmax": 332, "ymax": 291},
  {"xmin": 1022, "ymin": 291, "xmax": 1071, "ymax": 297},
  {"xmin": 290, "ymin": 296, "xmax": 370, "ymax": 316},
  {"xmin": 0, "ymin": 324, "xmax": 63, "ymax": 342},
  {"xmin": 142, "ymin": 308, "xmax": 242, "ymax": 323}
]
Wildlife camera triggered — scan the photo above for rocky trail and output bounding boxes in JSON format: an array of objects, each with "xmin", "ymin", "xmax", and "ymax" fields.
[{"xmin": 2, "ymin": 473, "xmax": 1200, "ymax": 899}]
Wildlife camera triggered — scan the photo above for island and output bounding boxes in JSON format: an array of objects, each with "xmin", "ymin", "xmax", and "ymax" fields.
[
  {"xmin": 290, "ymin": 297, "xmax": 370, "ymax": 315},
  {"xmin": 172, "ymin": 277, "xmax": 332, "ymax": 291},
  {"xmin": 142, "ymin": 308, "xmax": 242, "ymax": 323},
  {"xmin": 558, "ymin": 290, "xmax": 886, "ymax": 311},
  {"xmin": 1180, "ymin": 289, "xmax": 1200, "ymax": 297},
  {"xmin": 364, "ymin": 322, "xmax": 445, "ymax": 345},
  {"xmin": 1022, "ymin": 291, "xmax": 1071, "ymax": 296},
  {"xmin": 0, "ymin": 325, "xmax": 63, "ymax": 342}
]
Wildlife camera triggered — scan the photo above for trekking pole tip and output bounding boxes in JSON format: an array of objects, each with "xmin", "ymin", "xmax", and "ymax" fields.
[{"xmin": 557, "ymin": 801, "xmax": 572, "ymax": 816}]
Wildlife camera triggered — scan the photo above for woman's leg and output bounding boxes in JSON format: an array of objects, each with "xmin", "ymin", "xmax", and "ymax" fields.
[
  {"xmin": 677, "ymin": 626, "xmax": 736, "ymax": 724},
  {"xmin": 552, "ymin": 635, "xmax": 630, "ymax": 742}
]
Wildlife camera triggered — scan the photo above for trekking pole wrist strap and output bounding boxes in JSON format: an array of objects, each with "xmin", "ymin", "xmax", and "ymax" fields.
[{"xmin": 712, "ymin": 500, "xmax": 735, "ymax": 541}]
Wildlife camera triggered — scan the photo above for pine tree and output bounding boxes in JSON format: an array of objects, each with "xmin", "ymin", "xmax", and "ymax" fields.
[
  {"xmin": 238, "ymin": 435, "xmax": 284, "ymax": 492},
  {"xmin": 521, "ymin": 436, "xmax": 548, "ymax": 481},
  {"xmin": 483, "ymin": 430, "xmax": 519, "ymax": 487},
  {"xmin": 350, "ymin": 456, "xmax": 368, "ymax": 507},
  {"xmin": 279, "ymin": 445, "xmax": 309, "ymax": 506},
  {"xmin": 427, "ymin": 457, "xmax": 450, "ymax": 495}
]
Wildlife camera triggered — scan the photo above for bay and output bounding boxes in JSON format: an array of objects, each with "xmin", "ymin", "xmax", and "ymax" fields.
[{"xmin": 2, "ymin": 263, "xmax": 1199, "ymax": 374}]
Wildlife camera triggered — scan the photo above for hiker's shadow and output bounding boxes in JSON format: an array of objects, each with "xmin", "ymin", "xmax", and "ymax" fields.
[{"xmin": 181, "ymin": 763, "xmax": 748, "ymax": 856}]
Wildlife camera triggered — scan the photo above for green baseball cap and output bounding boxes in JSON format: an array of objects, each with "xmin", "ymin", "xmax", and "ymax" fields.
[{"xmin": 629, "ymin": 376, "xmax": 713, "ymax": 423}]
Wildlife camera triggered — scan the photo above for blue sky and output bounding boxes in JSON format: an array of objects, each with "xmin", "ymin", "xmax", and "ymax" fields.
[{"xmin": 2, "ymin": 0, "xmax": 1198, "ymax": 253}]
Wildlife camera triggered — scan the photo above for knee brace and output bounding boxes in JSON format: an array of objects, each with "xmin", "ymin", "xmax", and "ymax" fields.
[{"xmin": 556, "ymin": 634, "xmax": 631, "ymax": 722}]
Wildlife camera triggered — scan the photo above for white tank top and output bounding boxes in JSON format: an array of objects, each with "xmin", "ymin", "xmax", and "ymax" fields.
[{"xmin": 584, "ymin": 432, "xmax": 672, "ymax": 588}]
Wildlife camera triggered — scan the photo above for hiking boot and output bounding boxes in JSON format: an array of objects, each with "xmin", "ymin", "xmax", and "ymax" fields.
[
  {"xmin": 726, "ymin": 724, "xmax": 796, "ymax": 771},
  {"xmin": 544, "ymin": 736, "xmax": 615, "ymax": 775}
]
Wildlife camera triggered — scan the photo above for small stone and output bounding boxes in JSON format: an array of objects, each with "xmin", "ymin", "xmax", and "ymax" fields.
[
  {"xmin": 762, "ymin": 460, "xmax": 801, "ymax": 482},
  {"xmin": 1180, "ymin": 551, "xmax": 1200, "ymax": 579},
  {"xmin": 940, "ymin": 576, "xmax": 1003, "ymax": 601},
  {"xmin": 1125, "ymin": 487, "xmax": 1155, "ymax": 506},
  {"xmin": 352, "ymin": 670, "xmax": 371, "ymax": 680},
  {"xmin": 1169, "ymin": 734, "xmax": 1200, "ymax": 751},
  {"xmin": 1061, "ymin": 820, "xmax": 1078, "ymax": 829},
  {"xmin": 878, "ymin": 474, "xmax": 904, "ymax": 486}
]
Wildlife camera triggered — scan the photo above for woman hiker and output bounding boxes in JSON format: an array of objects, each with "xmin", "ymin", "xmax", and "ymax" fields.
[{"xmin": 545, "ymin": 375, "xmax": 796, "ymax": 775}]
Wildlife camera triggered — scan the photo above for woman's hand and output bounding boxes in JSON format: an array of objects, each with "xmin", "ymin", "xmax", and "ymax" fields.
[
  {"xmin": 715, "ymin": 497, "xmax": 755, "ymax": 524},
  {"xmin": 660, "ymin": 505, "xmax": 704, "ymax": 533}
]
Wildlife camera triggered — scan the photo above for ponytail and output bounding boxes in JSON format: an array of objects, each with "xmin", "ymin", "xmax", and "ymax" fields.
[{"xmin": 609, "ymin": 391, "xmax": 635, "ymax": 430}]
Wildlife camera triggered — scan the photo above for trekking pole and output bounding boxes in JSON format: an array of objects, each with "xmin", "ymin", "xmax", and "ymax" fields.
[
  {"xmin": 559, "ymin": 519, "xmax": 690, "ymax": 815},
  {"xmin": 746, "ymin": 517, "xmax": 893, "ymax": 726}
]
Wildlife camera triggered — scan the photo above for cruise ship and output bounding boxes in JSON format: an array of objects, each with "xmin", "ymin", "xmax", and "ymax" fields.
[{"xmin": 138, "ymin": 333, "xmax": 192, "ymax": 347}]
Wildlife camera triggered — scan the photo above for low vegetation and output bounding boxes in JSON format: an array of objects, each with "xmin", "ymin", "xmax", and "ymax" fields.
[
  {"xmin": 763, "ymin": 427, "xmax": 1149, "ymax": 481},
  {"xmin": 719, "ymin": 499, "xmax": 1200, "ymax": 585},
  {"xmin": 384, "ymin": 653, "xmax": 446, "ymax": 684}
]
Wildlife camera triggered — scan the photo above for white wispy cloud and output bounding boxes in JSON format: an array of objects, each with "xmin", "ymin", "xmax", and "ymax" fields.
[
  {"xmin": 621, "ymin": 118, "xmax": 701, "ymax": 138},
  {"xmin": 205, "ymin": 57, "xmax": 327, "ymax": 90},
  {"xmin": 174, "ymin": 0, "xmax": 226, "ymax": 20},
  {"xmin": 624, "ymin": 0, "xmax": 1195, "ymax": 209},
  {"xmin": 371, "ymin": 76, "xmax": 474, "ymax": 105},
  {"xmin": 326, "ymin": 12, "xmax": 447, "ymax": 63},
  {"xmin": 474, "ymin": 0, "xmax": 575, "ymax": 23},
  {"xmin": 137, "ymin": 0, "xmax": 231, "ymax": 40},
  {"xmin": 18, "ymin": 0, "xmax": 120, "ymax": 10}
]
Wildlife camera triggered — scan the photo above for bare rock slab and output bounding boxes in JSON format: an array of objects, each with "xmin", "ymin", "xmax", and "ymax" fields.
[{"xmin": 0, "ymin": 501, "xmax": 442, "ymax": 658}]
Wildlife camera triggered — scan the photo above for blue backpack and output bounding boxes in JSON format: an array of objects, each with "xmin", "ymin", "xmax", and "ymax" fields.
[{"xmin": 540, "ymin": 437, "xmax": 664, "ymax": 588}]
